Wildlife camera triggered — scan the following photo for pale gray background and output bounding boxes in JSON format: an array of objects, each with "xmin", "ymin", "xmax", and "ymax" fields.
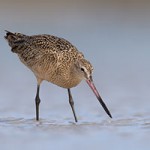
[{"xmin": 0, "ymin": 0, "xmax": 150, "ymax": 150}]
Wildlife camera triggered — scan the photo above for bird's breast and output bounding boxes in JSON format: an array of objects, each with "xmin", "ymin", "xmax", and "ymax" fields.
[
  {"xmin": 50, "ymin": 76, "xmax": 82, "ymax": 88},
  {"xmin": 47, "ymin": 66, "xmax": 82, "ymax": 88}
]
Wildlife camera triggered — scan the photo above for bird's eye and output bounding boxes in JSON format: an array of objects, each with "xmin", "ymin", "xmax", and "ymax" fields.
[{"xmin": 81, "ymin": 67, "xmax": 84, "ymax": 72}]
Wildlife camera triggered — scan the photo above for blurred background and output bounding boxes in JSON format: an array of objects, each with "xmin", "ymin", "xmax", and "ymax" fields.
[{"xmin": 0, "ymin": 0, "xmax": 150, "ymax": 150}]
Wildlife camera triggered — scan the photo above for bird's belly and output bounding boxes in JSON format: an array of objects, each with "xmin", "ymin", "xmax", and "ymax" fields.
[
  {"xmin": 19, "ymin": 55, "xmax": 82, "ymax": 88},
  {"xmin": 49, "ymin": 77, "xmax": 82, "ymax": 89},
  {"xmin": 30, "ymin": 66, "xmax": 82, "ymax": 88}
]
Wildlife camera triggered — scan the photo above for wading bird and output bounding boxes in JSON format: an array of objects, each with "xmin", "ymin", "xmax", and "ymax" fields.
[{"xmin": 5, "ymin": 30, "xmax": 112, "ymax": 122}]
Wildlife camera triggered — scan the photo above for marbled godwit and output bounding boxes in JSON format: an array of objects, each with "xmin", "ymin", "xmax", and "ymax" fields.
[{"xmin": 4, "ymin": 30, "xmax": 112, "ymax": 122}]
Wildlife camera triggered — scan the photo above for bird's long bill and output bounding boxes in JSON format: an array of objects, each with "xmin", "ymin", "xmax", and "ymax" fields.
[{"xmin": 86, "ymin": 79, "xmax": 112, "ymax": 118}]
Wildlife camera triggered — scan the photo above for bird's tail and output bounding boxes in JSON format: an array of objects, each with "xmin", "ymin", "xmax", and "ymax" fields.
[{"xmin": 4, "ymin": 30, "xmax": 26, "ymax": 53}]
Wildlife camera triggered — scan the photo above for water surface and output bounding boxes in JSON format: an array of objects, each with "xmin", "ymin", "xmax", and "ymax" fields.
[{"xmin": 0, "ymin": 0, "xmax": 150, "ymax": 150}]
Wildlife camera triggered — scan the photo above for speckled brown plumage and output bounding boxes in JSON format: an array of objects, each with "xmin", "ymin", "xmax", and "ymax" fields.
[
  {"xmin": 5, "ymin": 30, "xmax": 112, "ymax": 122},
  {"xmin": 5, "ymin": 31, "xmax": 92, "ymax": 88}
]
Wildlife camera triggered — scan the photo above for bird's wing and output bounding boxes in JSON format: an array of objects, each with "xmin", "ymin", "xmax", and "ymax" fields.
[{"xmin": 28, "ymin": 34, "xmax": 78, "ymax": 52}]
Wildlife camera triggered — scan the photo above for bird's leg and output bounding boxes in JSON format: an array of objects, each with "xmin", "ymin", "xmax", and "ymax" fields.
[
  {"xmin": 68, "ymin": 89, "xmax": 78, "ymax": 122},
  {"xmin": 35, "ymin": 84, "xmax": 41, "ymax": 121}
]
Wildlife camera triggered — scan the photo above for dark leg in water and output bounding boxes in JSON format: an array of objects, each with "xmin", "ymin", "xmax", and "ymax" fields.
[
  {"xmin": 68, "ymin": 88, "xmax": 78, "ymax": 122},
  {"xmin": 35, "ymin": 84, "xmax": 41, "ymax": 121}
]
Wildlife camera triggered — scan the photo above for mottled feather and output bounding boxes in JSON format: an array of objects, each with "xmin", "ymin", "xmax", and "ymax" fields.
[{"xmin": 5, "ymin": 31, "xmax": 92, "ymax": 88}]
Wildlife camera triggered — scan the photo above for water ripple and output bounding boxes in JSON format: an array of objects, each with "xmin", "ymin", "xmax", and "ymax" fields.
[{"xmin": 0, "ymin": 114, "xmax": 149, "ymax": 132}]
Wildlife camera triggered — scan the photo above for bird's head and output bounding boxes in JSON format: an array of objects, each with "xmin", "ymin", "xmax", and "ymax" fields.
[{"xmin": 74, "ymin": 58, "xmax": 93, "ymax": 81}]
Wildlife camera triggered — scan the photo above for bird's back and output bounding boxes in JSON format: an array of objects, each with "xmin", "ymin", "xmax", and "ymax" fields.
[{"xmin": 5, "ymin": 31, "xmax": 84, "ymax": 88}]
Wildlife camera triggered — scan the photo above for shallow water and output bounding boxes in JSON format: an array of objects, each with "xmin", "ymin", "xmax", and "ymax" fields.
[
  {"xmin": 0, "ymin": 115, "xmax": 150, "ymax": 150},
  {"xmin": 0, "ymin": 0, "xmax": 150, "ymax": 150}
]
